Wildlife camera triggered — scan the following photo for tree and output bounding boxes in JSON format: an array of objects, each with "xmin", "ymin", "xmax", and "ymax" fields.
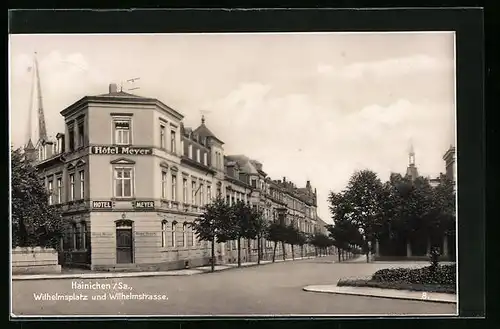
[
  {"xmin": 227, "ymin": 201, "xmax": 256, "ymax": 267},
  {"xmin": 248, "ymin": 207, "xmax": 268, "ymax": 265},
  {"xmin": 11, "ymin": 148, "xmax": 63, "ymax": 248},
  {"xmin": 267, "ymin": 221, "xmax": 287, "ymax": 262},
  {"xmin": 342, "ymin": 170, "xmax": 385, "ymax": 262},
  {"xmin": 192, "ymin": 195, "xmax": 232, "ymax": 272},
  {"xmin": 297, "ymin": 231, "xmax": 308, "ymax": 258},
  {"xmin": 285, "ymin": 222, "xmax": 299, "ymax": 260}
]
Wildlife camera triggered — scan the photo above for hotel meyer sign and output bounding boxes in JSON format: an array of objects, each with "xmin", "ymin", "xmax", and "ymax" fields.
[{"xmin": 90, "ymin": 145, "xmax": 153, "ymax": 155}]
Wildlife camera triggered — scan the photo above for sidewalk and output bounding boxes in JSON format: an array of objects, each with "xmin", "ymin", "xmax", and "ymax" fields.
[
  {"xmin": 303, "ymin": 285, "xmax": 456, "ymax": 304},
  {"xmin": 12, "ymin": 255, "xmax": 323, "ymax": 281}
]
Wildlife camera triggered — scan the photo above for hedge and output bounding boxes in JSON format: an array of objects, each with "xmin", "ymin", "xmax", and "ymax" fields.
[
  {"xmin": 371, "ymin": 264, "xmax": 456, "ymax": 285},
  {"xmin": 337, "ymin": 279, "xmax": 456, "ymax": 294}
]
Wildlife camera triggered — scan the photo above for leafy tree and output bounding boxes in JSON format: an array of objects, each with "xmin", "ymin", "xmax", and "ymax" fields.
[
  {"xmin": 192, "ymin": 195, "xmax": 232, "ymax": 272},
  {"xmin": 267, "ymin": 221, "xmax": 287, "ymax": 262},
  {"xmin": 248, "ymin": 207, "xmax": 268, "ymax": 264},
  {"xmin": 284, "ymin": 222, "xmax": 300, "ymax": 260},
  {"xmin": 11, "ymin": 148, "xmax": 63, "ymax": 248},
  {"xmin": 226, "ymin": 200, "xmax": 257, "ymax": 267},
  {"xmin": 297, "ymin": 231, "xmax": 308, "ymax": 258},
  {"xmin": 342, "ymin": 170, "xmax": 385, "ymax": 261}
]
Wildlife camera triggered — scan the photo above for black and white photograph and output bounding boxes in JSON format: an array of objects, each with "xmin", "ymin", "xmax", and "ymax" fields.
[{"xmin": 10, "ymin": 32, "xmax": 457, "ymax": 317}]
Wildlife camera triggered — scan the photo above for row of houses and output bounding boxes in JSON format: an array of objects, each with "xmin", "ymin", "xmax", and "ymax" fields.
[{"xmin": 26, "ymin": 83, "xmax": 325, "ymax": 271}]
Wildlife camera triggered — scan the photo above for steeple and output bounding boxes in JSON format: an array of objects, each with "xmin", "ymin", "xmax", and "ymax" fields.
[
  {"xmin": 406, "ymin": 142, "xmax": 419, "ymax": 181},
  {"xmin": 201, "ymin": 115, "xmax": 205, "ymax": 125}
]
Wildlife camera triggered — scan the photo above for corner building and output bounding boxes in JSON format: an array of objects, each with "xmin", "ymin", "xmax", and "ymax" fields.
[{"xmin": 33, "ymin": 84, "xmax": 319, "ymax": 270}]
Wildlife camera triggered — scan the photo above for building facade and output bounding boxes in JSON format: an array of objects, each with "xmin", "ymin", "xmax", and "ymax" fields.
[{"xmin": 30, "ymin": 84, "xmax": 318, "ymax": 270}]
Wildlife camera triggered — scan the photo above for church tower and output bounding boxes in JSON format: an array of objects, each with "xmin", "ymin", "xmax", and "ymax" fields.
[{"xmin": 405, "ymin": 143, "xmax": 419, "ymax": 181}]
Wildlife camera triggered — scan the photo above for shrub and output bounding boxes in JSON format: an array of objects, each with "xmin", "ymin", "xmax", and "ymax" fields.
[
  {"xmin": 371, "ymin": 264, "xmax": 456, "ymax": 285},
  {"xmin": 337, "ymin": 279, "xmax": 456, "ymax": 294}
]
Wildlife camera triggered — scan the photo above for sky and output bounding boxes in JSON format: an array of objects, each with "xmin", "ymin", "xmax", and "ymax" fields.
[{"xmin": 9, "ymin": 33, "xmax": 456, "ymax": 223}]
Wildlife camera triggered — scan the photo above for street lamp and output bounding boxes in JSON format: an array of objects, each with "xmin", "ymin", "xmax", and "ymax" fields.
[{"xmin": 358, "ymin": 227, "xmax": 370, "ymax": 263}]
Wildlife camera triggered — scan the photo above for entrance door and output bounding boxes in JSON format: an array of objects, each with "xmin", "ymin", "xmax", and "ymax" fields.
[{"xmin": 116, "ymin": 220, "xmax": 133, "ymax": 264}]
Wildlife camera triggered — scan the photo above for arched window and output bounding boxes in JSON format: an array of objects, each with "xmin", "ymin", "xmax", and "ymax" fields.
[
  {"xmin": 171, "ymin": 222, "xmax": 177, "ymax": 247},
  {"xmin": 161, "ymin": 220, "xmax": 168, "ymax": 248}
]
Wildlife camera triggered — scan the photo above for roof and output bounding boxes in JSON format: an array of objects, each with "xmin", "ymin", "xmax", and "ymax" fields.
[
  {"xmin": 193, "ymin": 117, "xmax": 224, "ymax": 145},
  {"xmin": 226, "ymin": 155, "xmax": 259, "ymax": 175},
  {"xmin": 95, "ymin": 90, "xmax": 145, "ymax": 98}
]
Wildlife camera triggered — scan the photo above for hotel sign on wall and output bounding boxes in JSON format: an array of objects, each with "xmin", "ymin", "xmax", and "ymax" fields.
[
  {"xmin": 92, "ymin": 201, "xmax": 113, "ymax": 209},
  {"xmin": 90, "ymin": 145, "xmax": 153, "ymax": 155},
  {"xmin": 134, "ymin": 201, "xmax": 155, "ymax": 209}
]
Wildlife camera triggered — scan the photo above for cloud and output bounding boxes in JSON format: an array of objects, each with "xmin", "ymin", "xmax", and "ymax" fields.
[
  {"xmin": 200, "ymin": 83, "xmax": 454, "ymax": 223},
  {"xmin": 318, "ymin": 54, "xmax": 451, "ymax": 80},
  {"xmin": 10, "ymin": 51, "xmax": 112, "ymax": 145}
]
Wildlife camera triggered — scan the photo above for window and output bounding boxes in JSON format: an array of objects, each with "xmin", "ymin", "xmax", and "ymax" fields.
[
  {"xmin": 69, "ymin": 174, "xmax": 75, "ymax": 201},
  {"xmin": 191, "ymin": 227, "xmax": 195, "ymax": 246},
  {"xmin": 79, "ymin": 171, "xmax": 85, "ymax": 199},
  {"xmin": 160, "ymin": 124, "xmax": 166, "ymax": 148},
  {"xmin": 217, "ymin": 187, "xmax": 221, "ymax": 197},
  {"xmin": 203, "ymin": 152, "xmax": 207, "ymax": 166},
  {"xmin": 171, "ymin": 174, "xmax": 177, "ymax": 201},
  {"xmin": 188, "ymin": 145, "xmax": 193, "ymax": 159},
  {"xmin": 191, "ymin": 181, "xmax": 197, "ymax": 205},
  {"xmin": 171, "ymin": 222, "xmax": 176, "ymax": 247},
  {"xmin": 48, "ymin": 180, "xmax": 54, "ymax": 205},
  {"xmin": 215, "ymin": 152, "xmax": 220, "ymax": 168},
  {"xmin": 56, "ymin": 178, "xmax": 62, "ymax": 203},
  {"xmin": 182, "ymin": 179, "xmax": 188, "ymax": 203},
  {"xmin": 80, "ymin": 222, "xmax": 87, "ymax": 249},
  {"xmin": 72, "ymin": 223, "xmax": 78, "ymax": 249},
  {"xmin": 182, "ymin": 223, "xmax": 187, "ymax": 247},
  {"xmin": 161, "ymin": 171, "xmax": 168, "ymax": 199},
  {"xmin": 196, "ymin": 149, "xmax": 200, "ymax": 162},
  {"xmin": 199, "ymin": 183, "xmax": 204, "ymax": 205},
  {"xmin": 68, "ymin": 126, "xmax": 75, "ymax": 152},
  {"xmin": 207, "ymin": 186, "xmax": 212, "ymax": 203},
  {"xmin": 181, "ymin": 140, "xmax": 184, "ymax": 156},
  {"xmin": 161, "ymin": 221, "xmax": 167, "ymax": 248},
  {"xmin": 114, "ymin": 168, "xmax": 133, "ymax": 198},
  {"xmin": 78, "ymin": 121, "xmax": 85, "ymax": 147},
  {"xmin": 114, "ymin": 120, "xmax": 131, "ymax": 145},
  {"xmin": 251, "ymin": 178, "xmax": 257, "ymax": 188},
  {"xmin": 170, "ymin": 130, "xmax": 176, "ymax": 152}
]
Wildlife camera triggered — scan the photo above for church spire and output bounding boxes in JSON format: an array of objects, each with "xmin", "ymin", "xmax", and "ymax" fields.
[{"xmin": 406, "ymin": 142, "xmax": 419, "ymax": 181}]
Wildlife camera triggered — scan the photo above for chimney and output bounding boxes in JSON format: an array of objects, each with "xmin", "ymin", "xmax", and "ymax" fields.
[
  {"xmin": 109, "ymin": 83, "xmax": 118, "ymax": 94},
  {"xmin": 283, "ymin": 177, "xmax": 286, "ymax": 183}
]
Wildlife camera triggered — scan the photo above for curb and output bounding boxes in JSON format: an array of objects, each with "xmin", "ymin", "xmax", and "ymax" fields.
[
  {"xmin": 12, "ymin": 256, "xmax": 320, "ymax": 281},
  {"xmin": 302, "ymin": 285, "xmax": 456, "ymax": 304}
]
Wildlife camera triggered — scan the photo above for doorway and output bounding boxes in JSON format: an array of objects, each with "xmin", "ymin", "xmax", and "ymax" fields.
[{"xmin": 116, "ymin": 220, "xmax": 134, "ymax": 264}]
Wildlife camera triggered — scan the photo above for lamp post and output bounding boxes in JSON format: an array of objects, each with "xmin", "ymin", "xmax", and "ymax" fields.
[{"xmin": 358, "ymin": 227, "xmax": 370, "ymax": 263}]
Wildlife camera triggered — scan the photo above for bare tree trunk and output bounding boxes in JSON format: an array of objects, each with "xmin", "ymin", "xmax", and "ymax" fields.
[
  {"xmin": 301, "ymin": 245, "xmax": 304, "ymax": 258},
  {"xmin": 272, "ymin": 241, "xmax": 277, "ymax": 262},
  {"xmin": 338, "ymin": 249, "xmax": 341, "ymax": 262},
  {"xmin": 237, "ymin": 238, "xmax": 241, "ymax": 267},
  {"xmin": 211, "ymin": 239, "xmax": 215, "ymax": 272},
  {"xmin": 281, "ymin": 241, "xmax": 286, "ymax": 260},
  {"xmin": 291, "ymin": 244, "xmax": 295, "ymax": 260}
]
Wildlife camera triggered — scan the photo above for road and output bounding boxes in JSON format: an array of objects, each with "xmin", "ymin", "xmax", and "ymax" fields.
[{"xmin": 11, "ymin": 256, "xmax": 457, "ymax": 317}]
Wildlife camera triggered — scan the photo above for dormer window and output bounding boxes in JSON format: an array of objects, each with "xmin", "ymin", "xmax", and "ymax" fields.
[
  {"xmin": 188, "ymin": 145, "xmax": 193, "ymax": 159},
  {"xmin": 196, "ymin": 149, "xmax": 200, "ymax": 162},
  {"xmin": 203, "ymin": 152, "xmax": 207, "ymax": 166}
]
